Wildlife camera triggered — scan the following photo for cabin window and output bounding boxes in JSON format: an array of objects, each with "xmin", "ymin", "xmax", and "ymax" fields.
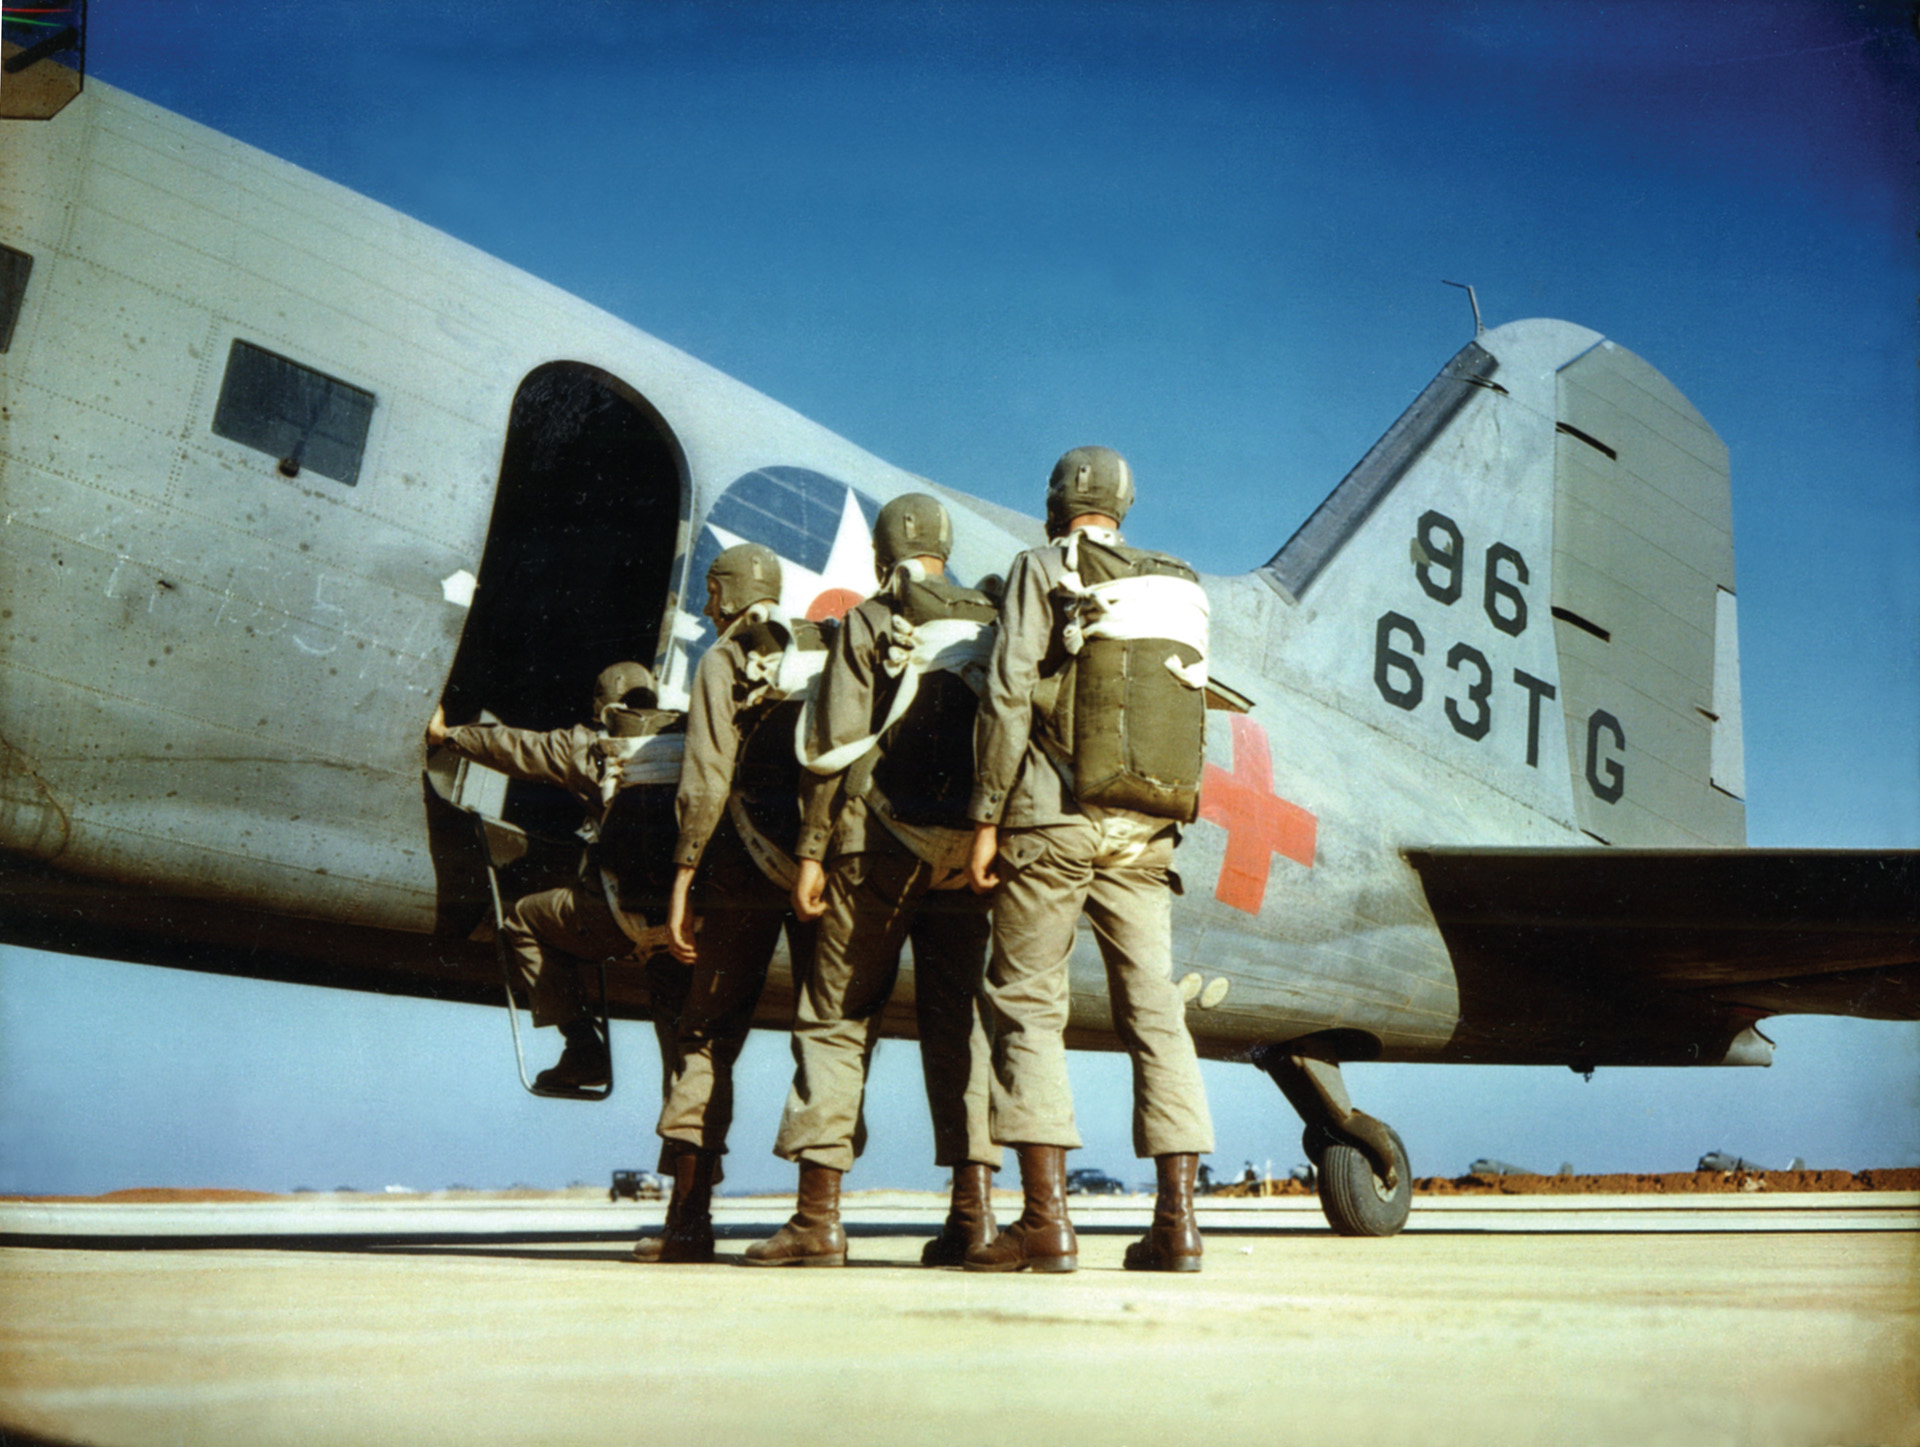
[
  {"xmin": 211, "ymin": 339, "xmax": 375, "ymax": 486},
  {"xmin": 0, "ymin": 245, "xmax": 31, "ymax": 352}
]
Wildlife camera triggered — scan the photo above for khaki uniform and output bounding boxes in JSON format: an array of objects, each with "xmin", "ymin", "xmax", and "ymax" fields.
[
  {"xmin": 773, "ymin": 591, "xmax": 997, "ymax": 1174},
  {"xmin": 663, "ymin": 626, "xmax": 818, "ymax": 1159},
  {"xmin": 969, "ymin": 529, "xmax": 1214, "ymax": 1157},
  {"xmin": 441, "ymin": 719, "xmax": 671, "ymax": 1030}
]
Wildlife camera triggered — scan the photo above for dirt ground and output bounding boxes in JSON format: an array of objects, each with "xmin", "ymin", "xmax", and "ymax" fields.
[{"xmin": 1214, "ymin": 1166, "xmax": 1920, "ymax": 1196}]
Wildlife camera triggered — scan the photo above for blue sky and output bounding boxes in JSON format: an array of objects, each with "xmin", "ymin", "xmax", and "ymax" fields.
[{"xmin": 1, "ymin": 1, "xmax": 1915, "ymax": 1194}]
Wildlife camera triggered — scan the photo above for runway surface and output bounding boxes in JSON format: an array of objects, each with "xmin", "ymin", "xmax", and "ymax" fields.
[
  {"xmin": 3, "ymin": 1188, "xmax": 1914, "ymax": 1247},
  {"xmin": 3, "ymin": 1194, "xmax": 1916, "ymax": 1447}
]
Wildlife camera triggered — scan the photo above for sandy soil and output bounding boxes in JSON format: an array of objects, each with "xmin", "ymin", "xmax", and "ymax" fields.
[{"xmin": 1216, "ymin": 1165, "xmax": 1920, "ymax": 1196}]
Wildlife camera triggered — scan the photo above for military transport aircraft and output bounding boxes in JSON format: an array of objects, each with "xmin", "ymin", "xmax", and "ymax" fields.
[{"xmin": 2, "ymin": 32, "xmax": 1914, "ymax": 1235}]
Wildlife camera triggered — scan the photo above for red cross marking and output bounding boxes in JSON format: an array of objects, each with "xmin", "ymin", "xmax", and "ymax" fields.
[{"xmin": 1198, "ymin": 714, "xmax": 1316, "ymax": 915}]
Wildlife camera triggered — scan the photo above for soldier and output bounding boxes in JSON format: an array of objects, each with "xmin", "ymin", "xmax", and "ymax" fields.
[
  {"xmin": 428, "ymin": 661, "xmax": 678, "ymax": 1093},
  {"xmin": 744, "ymin": 494, "xmax": 1001, "ymax": 1268},
  {"xmin": 639, "ymin": 541, "xmax": 823, "ymax": 1264},
  {"xmin": 963, "ymin": 446, "xmax": 1216, "ymax": 1274}
]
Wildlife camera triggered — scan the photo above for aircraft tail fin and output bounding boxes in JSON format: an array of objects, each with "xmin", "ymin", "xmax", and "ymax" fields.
[
  {"xmin": 1262, "ymin": 339, "xmax": 1503, "ymax": 603},
  {"xmin": 1261, "ymin": 319, "xmax": 1742, "ymax": 846}
]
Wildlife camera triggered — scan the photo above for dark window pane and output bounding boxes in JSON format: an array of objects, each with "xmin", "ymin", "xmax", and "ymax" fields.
[
  {"xmin": 0, "ymin": 245, "xmax": 32, "ymax": 353},
  {"xmin": 211, "ymin": 339, "xmax": 375, "ymax": 486}
]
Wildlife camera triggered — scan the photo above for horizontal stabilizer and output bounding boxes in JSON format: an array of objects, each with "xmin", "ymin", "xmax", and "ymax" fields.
[{"xmin": 1406, "ymin": 848, "xmax": 1920, "ymax": 1021}]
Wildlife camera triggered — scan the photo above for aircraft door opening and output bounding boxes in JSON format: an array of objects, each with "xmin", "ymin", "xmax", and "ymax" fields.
[{"xmin": 440, "ymin": 363, "xmax": 687, "ymax": 832}]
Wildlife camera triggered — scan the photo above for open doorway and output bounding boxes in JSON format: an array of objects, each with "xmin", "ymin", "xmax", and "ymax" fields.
[{"xmin": 439, "ymin": 362, "xmax": 686, "ymax": 836}]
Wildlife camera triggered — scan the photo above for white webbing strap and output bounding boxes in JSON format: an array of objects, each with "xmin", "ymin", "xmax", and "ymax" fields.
[
  {"xmin": 797, "ymin": 611, "xmax": 996, "ymax": 777},
  {"xmin": 1078, "ymin": 575, "xmax": 1210, "ymax": 651},
  {"xmin": 595, "ymin": 732, "xmax": 687, "ymax": 806},
  {"xmin": 735, "ymin": 603, "xmax": 827, "ymax": 702},
  {"xmin": 775, "ymin": 644, "xmax": 828, "ymax": 697},
  {"xmin": 1055, "ymin": 533, "xmax": 1211, "ymax": 690}
]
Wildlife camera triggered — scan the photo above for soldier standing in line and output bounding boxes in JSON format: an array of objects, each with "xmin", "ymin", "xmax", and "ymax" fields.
[
  {"xmin": 427, "ymin": 661, "xmax": 679, "ymax": 1094},
  {"xmin": 963, "ymin": 446, "xmax": 1216, "ymax": 1274},
  {"xmin": 744, "ymin": 494, "xmax": 1001, "ymax": 1268},
  {"xmin": 638, "ymin": 541, "xmax": 824, "ymax": 1264}
]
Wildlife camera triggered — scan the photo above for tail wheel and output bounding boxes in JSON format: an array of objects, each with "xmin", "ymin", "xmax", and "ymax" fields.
[{"xmin": 1317, "ymin": 1126, "xmax": 1412, "ymax": 1237}]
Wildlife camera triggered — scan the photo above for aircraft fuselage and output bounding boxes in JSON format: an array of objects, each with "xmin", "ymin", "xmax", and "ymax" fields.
[{"xmin": 0, "ymin": 79, "xmax": 1797, "ymax": 1078}]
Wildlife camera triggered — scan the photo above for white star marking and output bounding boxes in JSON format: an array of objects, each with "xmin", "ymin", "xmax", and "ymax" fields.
[{"xmin": 704, "ymin": 486, "xmax": 877, "ymax": 622}]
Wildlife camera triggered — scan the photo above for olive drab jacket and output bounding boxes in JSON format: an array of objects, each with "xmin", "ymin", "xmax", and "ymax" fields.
[
  {"xmin": 795, "ymin": 570, "xmax": 997, "ymax": 866},
  {"xmin": 440, "ymin": 708, "xmax": 685, "ymax": 916},
  {"xmin": 674, "ymin": 607, "xmax": 828, "ymax": 874},
  {"xmin": 970, "ymin": 524, "xmax": 1209, "ymax": 829}
]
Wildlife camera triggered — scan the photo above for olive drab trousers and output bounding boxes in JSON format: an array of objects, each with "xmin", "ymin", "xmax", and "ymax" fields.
[
  {"xmin": 501, "ymin": 883, "xmax": 628, "ymax": 1030},
  {"xmin": 983, "ymin": 819, "xmax": 1214, "ymax": 1156},
  {"xmin": 650, "ymin": 819, "xmax": 815, "ymax": 1158},
  {"xmin": 773, "ymin": 850, "xmax": 997, "ymax": 1174}
]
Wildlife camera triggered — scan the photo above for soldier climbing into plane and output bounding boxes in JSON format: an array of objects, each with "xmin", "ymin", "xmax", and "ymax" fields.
[
  {"xmin": 745, "ymin": 494, "xmax": 1002, "ymax": 1268},
  {"xmin": 427, "ymin": 661, "xmax": 683, "ymax": 1093},
  {"xmin": 964, "ymin": 446, "xmax": 1216, "ymax": 1274}
]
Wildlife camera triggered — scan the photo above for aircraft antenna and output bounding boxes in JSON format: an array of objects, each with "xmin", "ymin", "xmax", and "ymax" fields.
[{"xmin": 1442, "ymin": 280, "xmax": 1484, "ymax": 338}]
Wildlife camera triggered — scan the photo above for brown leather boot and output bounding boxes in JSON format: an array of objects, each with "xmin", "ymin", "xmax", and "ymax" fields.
[
  {"xmin": 743, "ymin": 1162, "xmax": 847, "ymax": 1267},
  {"xmin": 920, "ymin": 1163, "xmax": 997, "ymax": 1266},
  {"xmin": 1123, "ymin": 1152, "xmax": 1203, "ymax": 1272},
  {"xmin": 632, "ymin": 1145, "xmax": 718, "ymax": 1264},
  {"xmin": 963, "ymin": 1145, "xmax": 1075, "ymax": 1273}
]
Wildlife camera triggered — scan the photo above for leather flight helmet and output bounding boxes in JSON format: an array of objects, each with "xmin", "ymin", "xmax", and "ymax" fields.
[
  {"xmin": 1046, "ymin": 446, "xmax": 1135, "ymax": 536},
  {"xmin": 705, "ymin": 541, "xmax": 782, "ymax": 623},
  {"xmin": 873, "ymin": 492, "xmax": 953, "ymax": 578},
  {"xmin": 592, "ymin": 661, "xmax": 657, "ymax": 720}
]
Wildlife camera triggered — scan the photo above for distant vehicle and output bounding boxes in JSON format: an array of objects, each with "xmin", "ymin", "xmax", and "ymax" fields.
[
  {"xmin": 609, "ymin": 1170, "xmax": 664, "ymax": 1202},
  {"xmin": 1065, "ymin": 1168, "xmax": 1127, "ymax": 1196},
  {"xmin": 1469, "ymin": 1158, "xmax": 1534, "ymax": 1177}
]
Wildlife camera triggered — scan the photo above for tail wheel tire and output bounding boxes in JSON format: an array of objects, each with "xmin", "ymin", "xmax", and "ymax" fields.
[{"xmin": 1317, "ymin": 1126, "xmax": 1412, "ymax": 1237}]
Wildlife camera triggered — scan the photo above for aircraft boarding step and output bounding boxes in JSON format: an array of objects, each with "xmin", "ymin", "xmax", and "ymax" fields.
[{"xmin": 472, "ymin": 812, "xmax": 614, "ymax": 1103}]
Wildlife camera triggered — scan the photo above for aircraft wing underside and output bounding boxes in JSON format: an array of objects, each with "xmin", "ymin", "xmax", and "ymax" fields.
[{"xmin": 1405, "ymin": 848, "xmax": 1920, "ymax": 1022}]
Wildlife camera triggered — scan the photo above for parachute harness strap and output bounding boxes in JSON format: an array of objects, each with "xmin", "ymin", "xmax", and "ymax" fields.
[
  {"xmin": 797, "ymin": 567, "xmax": 997, "ymax": 777},
  {"xmin": 593, "ymin": 732, "xmax": 686, "ymax": 807},
  {"xmin": 730, "ymin": 603, "xmax": 827, "ymax": 705},
  {"xmin": 1055, "ymin": 530, "xmax": 1211, "ymax": 690}
]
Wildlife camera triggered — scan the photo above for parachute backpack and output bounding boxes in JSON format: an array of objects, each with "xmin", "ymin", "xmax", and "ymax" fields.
[
  {"xmin": 1038, "ymin": 530, "xmax": 1210, "ymax": 821},
  {"xmin": 589, "ymin": 706, "xmax": 687, "ymax": 947},
  {"xmin": 797, "ymin": 561, "xmax": 999, "ymax": 829}
]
